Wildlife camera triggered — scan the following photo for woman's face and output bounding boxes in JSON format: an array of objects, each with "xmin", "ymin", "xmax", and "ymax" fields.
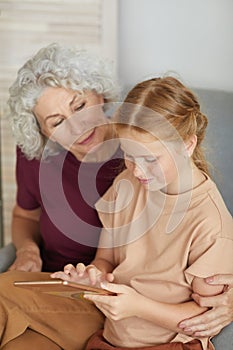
[{"xmin": 33, "ymin": 87, "xmax": 108, "ymax": 158}]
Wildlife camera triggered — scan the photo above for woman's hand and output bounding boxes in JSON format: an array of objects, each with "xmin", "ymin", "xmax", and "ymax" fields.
[
  {"xmin": 51, "ymin": 263, "xmax": 114, "ymax": 286},
  {"xmin": 179, "ymin": 274, "xmax": 233, "ymax": 337},
  {"xmin": 84, "ymin": 281, "xmax": 143, "ymax": 320},
  {"xmin": 8, "ymin": 242, "xmax": 42, "ymax": 272}
]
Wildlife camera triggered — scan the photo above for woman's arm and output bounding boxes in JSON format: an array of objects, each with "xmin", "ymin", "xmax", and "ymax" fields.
[
  {"xmin": 179, "ymin": 274, "xmax": 233, "ymax": 337},
  {"xmin": 9, "ymin": 204, "xmax": 42, "ymax": 272}
]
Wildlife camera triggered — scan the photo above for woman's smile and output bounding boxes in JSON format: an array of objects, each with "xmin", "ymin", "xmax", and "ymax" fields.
[{"xmin": 76, "ymin": 128, "xmax": 96, "ymax": 145}]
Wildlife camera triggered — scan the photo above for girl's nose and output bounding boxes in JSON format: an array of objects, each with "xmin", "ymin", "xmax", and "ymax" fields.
[{"xmin": 133, "ymin": 162, "xmax": 145, "ymax": 178}]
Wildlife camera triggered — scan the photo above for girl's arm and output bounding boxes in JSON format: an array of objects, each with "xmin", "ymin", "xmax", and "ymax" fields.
[
  {"xmin": 91, "ymin": 228, "xmax": 116, "ymax": 274},
  {"xmin": 137, "ymin": 276, "xmax": 224, "ymax": 332},
  {"xmin": 51, "ymin": 228, "xmax": 115, "ymax": 284},
  {"xmin": 85, "ymin": 276, "xmax": 224, "ymax": 334}
]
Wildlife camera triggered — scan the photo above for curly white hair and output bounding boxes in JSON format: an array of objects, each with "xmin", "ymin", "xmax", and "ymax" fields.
[{"xmin": 7, "ymin": 43, "xmax": 119, "ymax": 159}]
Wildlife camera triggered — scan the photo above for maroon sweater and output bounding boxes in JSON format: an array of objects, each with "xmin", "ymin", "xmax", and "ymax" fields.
[{"xmin": 16, "ymin": 147, "xmax": 123, "ymax": 272}]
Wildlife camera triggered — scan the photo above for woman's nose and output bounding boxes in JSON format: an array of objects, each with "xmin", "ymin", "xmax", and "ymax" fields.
[{"xmin": 67, "ymin": 113, "xmax": 82, "ymax": 135}]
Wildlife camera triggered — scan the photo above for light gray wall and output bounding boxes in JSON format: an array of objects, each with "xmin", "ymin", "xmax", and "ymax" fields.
[
  {"xmin": 118, "ymin": 0, "xmax": 233, "ymax": 214},
  {"xmin": 118, "ymin": 0, "xmax": 233, "ymax": 92}
]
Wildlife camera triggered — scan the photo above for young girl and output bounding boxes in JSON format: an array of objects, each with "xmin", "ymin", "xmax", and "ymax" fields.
[{"xmin": 52, "ymin": 77, "xmax": 233, "ymax": 350}]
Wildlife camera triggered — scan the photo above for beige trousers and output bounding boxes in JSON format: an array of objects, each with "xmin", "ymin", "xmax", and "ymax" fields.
[
  {"xmin": 0, "ymin": 271, "xmax": 104, "ymax": 350},
  {"xmin": 1, "ymin": 329, "xmax": 62, "ymax": 350}
]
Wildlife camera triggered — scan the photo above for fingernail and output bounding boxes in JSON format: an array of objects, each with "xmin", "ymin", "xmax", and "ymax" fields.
[
  {"xmin": 100, "ymin": 281, "xmax": 107, "ymax": 288},
  {"xmin": 179, "ymin": 322, "xmax": 186, "ymax": 328},
  {"xmin": 184, "ymin": 327, "xmax": 192, "ymax": 332},
  {"xmin": 205, "ymin": 276, "xmax": 214, "ymax": 284}
]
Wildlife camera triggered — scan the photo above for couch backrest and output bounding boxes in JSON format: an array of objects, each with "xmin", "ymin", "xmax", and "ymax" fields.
[{"xmin": 195, "ymin": 88, "xmax": 233, "ymax": 215}]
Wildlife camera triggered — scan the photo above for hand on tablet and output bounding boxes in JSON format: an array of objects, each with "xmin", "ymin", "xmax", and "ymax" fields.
[
  {"xmin": 50, "ymin": 263, "xmax": 114, "ymax": 287},
  {"xmin": 84, "ymin": 281, "xmax": 142, "ymax": 320}
]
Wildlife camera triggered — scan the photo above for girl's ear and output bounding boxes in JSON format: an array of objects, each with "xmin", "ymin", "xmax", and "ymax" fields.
[{"xmin": 185, "ymin": 135, "xmax": 197, "ymax": 157}]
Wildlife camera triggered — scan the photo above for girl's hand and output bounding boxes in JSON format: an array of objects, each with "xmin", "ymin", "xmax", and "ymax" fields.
[
  {"xmin": 179, "ymin": 274, "xmax": 233, "ymax": 337},
  {"xmin": 8, "ymin": 243, "xmax": 42, "ymax": 272},
  {"xmin": 51, "ymin": 263, "xmax": 114, "ymax": 286},
  {"xmin": 84, "ymin": 281, "xmax": 142, "ymax": 320}
]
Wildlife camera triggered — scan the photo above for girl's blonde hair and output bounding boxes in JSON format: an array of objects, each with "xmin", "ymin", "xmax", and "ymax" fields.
[
  {"xmin": 8, "ymin": 43, "xmax": 119, "ymax": 159},
  {"xmin": 116, "ymin": 77, "xmax": 209, "ymax": 175}
]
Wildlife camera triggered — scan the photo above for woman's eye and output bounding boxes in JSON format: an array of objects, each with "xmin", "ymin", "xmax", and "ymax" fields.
[
  {"xmin": 53, "ymin": 118, "xmax": 64, "ymax": 127},
  {"xmin": 74, "ymin": 102, "xmax": 85, "ymax": 111}
]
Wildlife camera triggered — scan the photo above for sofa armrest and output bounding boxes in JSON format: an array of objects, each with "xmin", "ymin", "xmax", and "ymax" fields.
[{"xmin": 0, "ymin": 243, "xmax": 16, "ymax": 273}]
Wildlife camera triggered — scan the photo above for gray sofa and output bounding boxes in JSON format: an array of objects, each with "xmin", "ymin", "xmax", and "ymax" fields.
[
  {"xmin": 0, "ymin": 243, "xmax": 15, "ymax": 273},
  {"xmin": 195, "ymin": 88, "xmax": 233, "ymax": 216}
]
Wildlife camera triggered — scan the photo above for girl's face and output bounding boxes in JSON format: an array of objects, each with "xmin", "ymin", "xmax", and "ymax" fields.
[
  {"xmin": 33, "ymin": 87, "xmax": 108, "ymax": 159},
  {"xmin": 119, "ymin": 129, "xmax": 190, "ymax": 194}
]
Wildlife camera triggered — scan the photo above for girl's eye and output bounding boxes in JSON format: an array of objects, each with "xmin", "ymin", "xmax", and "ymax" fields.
[
  {"xmin": 74, "ymin": 102, "xmax": 85, "ymax": 112},
  {"xmin": 145, "ymin": 157, "xmax": 158, "ymax": 163},
  {"xmin": 124, "ymin": 153, "xmax": 134, "ymax": 162}
]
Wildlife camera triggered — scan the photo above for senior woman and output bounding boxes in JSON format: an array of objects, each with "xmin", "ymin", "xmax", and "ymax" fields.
[
  {"xmin": 0, "ymin": 43, "xmax": 232, "ymax": 350},
  {"xmin": 0, "ymin": 43, "xmax": 123, "ymax": 350}
]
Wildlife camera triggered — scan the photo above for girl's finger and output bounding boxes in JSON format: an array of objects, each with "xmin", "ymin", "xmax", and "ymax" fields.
[
  {"xmin": 63, "ymin": 264, "xmax": 77, "ymax": 276},
  {"xmin": 84, "ymin": 293, "xmax": 113, "ymax": 305},
  {"xmin": 75, "ymin": 263, "xmax": 86, "ymax": 276},
  {"xmin": 106, "ymin": 273, "xmax": 114, "ymax": 282},
  {"xmin": 66, "ymin": 265, "xmax": 79, "ymax": 278},
  {"xmin": 50, "ymin": 271, "xmax": 70, "ymax": 280},
  {"xmin": 87, "ymin": 266, "xmax": 99, "ymax": 285},
  {"xmin": 100, "ymin": 281, "xmax": 126, "ymax": 294}
]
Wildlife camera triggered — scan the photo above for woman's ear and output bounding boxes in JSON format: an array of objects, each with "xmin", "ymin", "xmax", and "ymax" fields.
[
  {"xmin": 99, "ymin": 94, "xmax": 105, "ymax": 105},
  {"xmin": 185, "ymin": 135, "xmax": 197, "ymax": 157}
]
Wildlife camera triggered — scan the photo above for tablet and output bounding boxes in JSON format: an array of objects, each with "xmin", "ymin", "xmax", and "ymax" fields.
[{"xmin": 14, "ymin": 279, "xmax": 115, "ymax": 300}]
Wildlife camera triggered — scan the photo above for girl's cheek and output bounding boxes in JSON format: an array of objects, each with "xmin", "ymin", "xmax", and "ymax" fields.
[
  {"xmin": 150, "ymin": 163, "xmax": 162, "ymax": 177},
  {"xmin": 124, "ymin": 159, "xmax": 134, "ymax": 171}
]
